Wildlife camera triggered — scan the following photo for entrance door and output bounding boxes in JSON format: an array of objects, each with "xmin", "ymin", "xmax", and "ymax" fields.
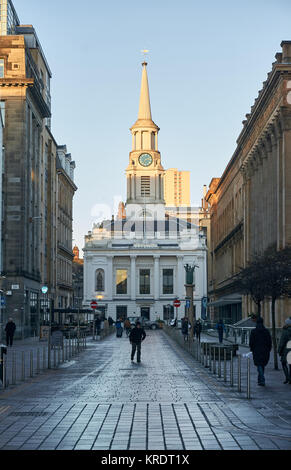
[
  {"xmin": 140, "ymin": 307, "xmax": 150, "ymax": 320},
  {"xmin": 116, "ymin": 306, "xmax": 127, "ymax": 321}
]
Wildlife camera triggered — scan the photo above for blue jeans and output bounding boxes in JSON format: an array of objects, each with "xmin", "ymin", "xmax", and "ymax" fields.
[{"xmin": 257, "ymin": 365, "xmax": 265, "ymax": 385}]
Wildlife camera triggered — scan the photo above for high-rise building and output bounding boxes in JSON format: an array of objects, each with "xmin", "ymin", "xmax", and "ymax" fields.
[{"xmin": 164, "ymin": 169, "xmax": 190, "ymax": 207}]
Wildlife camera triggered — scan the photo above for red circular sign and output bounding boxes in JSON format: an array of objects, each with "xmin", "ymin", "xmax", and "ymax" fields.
[
  {"xmin": 173, "ymin": 299, "xmax": 181, "ymax": 308},
  {"xmin": 91, "ymin": 301, "xmax": 98, "ymax": 309}
]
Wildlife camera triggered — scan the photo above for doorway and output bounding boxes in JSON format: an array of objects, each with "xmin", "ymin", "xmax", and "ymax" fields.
[{"xmin": 140, "ymin": 307, "xmax": 150, "ymax": 320}]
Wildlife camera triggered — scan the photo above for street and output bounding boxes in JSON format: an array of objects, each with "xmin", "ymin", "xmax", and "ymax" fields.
[{"xmin": 0, "ymin": 330, "xmax": 291, "ymax": 450}]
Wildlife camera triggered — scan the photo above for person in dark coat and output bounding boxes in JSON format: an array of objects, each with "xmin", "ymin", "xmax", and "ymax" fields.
[
  {"xmin": 278, "ymin": 317, "xmax": 291, "ymax": 384},
  {"xmin": 5, "ymin": 318, "xmax": 16, "ymax": 347},
  {"xmin": 194, "ymin": 320, "xmax": 202, "ymax": 343},
  {"xmin": 129, "ymin": 321, "xmax": 146, "ymax": 363},
  {"xmin": 181, "ymin": 317, "xmax": 189, "ymax": 341},
  {"xmin": 216, "ymin": 319, "xmax": 226, "ymax": 344},
  {"xmin": 108, "ymin": 316, "xmax": 114, "ymax": 327},
  {"xmin": 249, "ymin": 317, "xmax": 272, "ymax": 386}
]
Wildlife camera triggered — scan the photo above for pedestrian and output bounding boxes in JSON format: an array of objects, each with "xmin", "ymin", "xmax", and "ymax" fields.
[
  {"xmin": 249, "ymin": 317, "xmax": 272, "ymax": 386},
  {"xmin": 95, "ymin": 315, "xmax": 101, "ymax": 336},
  {"xmin": 194, "ymin": 319, "xmax": 202, "ymax": 343},
  {"xmin": 216, "ymin": 319, "xmax": 226, "ymax": 344},
  {"xmin": 181, "ymin": 316, "xmax": 189, "ymax": 341},
  {"xmin": 115, "ymin": 318, "xmax": 123, "ymax": 338},
  {"xmin": 5, "ymin": 318, "xmax": 16, "ymax": 347},
  {"xmin": 278, "ymin": 317, "xmax": 291, "ymax": 384},
  {"xmin": 108, "ymin": 316, "xmax": 114, "ymax": 327},
  {"xmin": 129, "ymin": 321, "xmax": 146, "ymax": 363},
  {"xmin": 124, "ymin": 318, "xmax": 131, "ymax": 337}
]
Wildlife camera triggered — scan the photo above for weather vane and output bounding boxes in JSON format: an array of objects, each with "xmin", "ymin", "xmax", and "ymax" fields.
[{"xmin": 141, "ymin": 49, "xmax": 149, "ymax": 63}]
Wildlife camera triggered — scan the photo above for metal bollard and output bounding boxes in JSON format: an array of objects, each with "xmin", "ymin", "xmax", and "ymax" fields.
[
  {"xmin": 12, "ymin": 352, "xmax": 16, "ymax": 385},
  {"xmin": 2, "ymin": 355, "xmax": 7, "ymax": 389},
  {"xmin": 218, "ymin": 347, "xmax": 221, "ymax": 378},
  {"xmin": 48, "ymin": 342, "xmax": 51, "ymax": 370},
  {"xmin": 230, "ymin": 351, "xmax": 234, "ymax": 387},
  {"xmin": 37, "ymin": 348, "xmax": 40, "ymax": 374},
  {"xmin": 43, "ymin": 347, "xmax": 46, "ymax": 371},
  {"xmin": 224, "ymin": 348, "xmax": 227, "ymax": 382},
  {"xmin": 237, "ymin": 354, "xmax": 241, "ymax": 392},
  {"xmin": 62, "ymin": 345, "xmax": 65, "ymax": 363},
  {"xmin": 247, "ymin": 357, "xmax": 251, "ymax": 399},
  {"xmin": 22, "ymin": 351, "xmax": 25, "ymax": 381},
  {"xmin": 213, "ymin": 347, "xmax": 216, "ymax": 375},
  {"xmin": 54, "ymin": 348, "xmax": 56, "ymax": 368},
  {"xmin": 205, "ymin": 343, "xmax": 208, "ymax": 368},
  {"xmin": 30, "ymin": 350, "xmax": 33, "ymax": 377},
  {"xmin": 209, "ymin": 346, "xmax": 212, "ymax": 372}
]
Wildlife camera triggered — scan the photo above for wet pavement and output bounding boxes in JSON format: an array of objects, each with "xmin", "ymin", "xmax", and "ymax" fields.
[{"xmin": 0, "ymin": 330, "xmax": 290, "ymax": 450}]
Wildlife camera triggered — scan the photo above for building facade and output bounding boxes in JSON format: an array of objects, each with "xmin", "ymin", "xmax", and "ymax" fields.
[
  {"xmin": 205, "ymin": 41, "xmax": 291, "ymax": 326},
  {"xmin": 164, "ymin": 168, "xmax": 190, "ymax": 208},
  {"xmin": 83, "ymin": 62, "xmax": 207, "ymax": 322},
  {"xmin": 0, "ymin": 2, "xmax": 77, "ymax": 337}
]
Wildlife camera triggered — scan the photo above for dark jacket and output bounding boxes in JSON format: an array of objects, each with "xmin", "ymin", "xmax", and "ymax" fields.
[
  {"xmin": 181, "ymin": 319, "xmax": 189, "ymax": 334},
  {"xmin": 278, "ymin": 326, "xmax": 291, "ymax": 362},
  {"xmin": 194, "ymin": 322, "xmax": 202, "ymax": 333},
  {"xmin": 5, "ymin": 322, "xmax": 16, "ymax": 335},
  {"xmin": 129, "ymin": 327, "xmax": 146, "ymax": 344},
  {"xmin": 249, "ymin": 323, "xmax": 272, "ymax": 366}
]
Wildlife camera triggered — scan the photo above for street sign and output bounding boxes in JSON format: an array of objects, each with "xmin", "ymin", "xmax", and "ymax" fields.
[
  {"xmin": 42, "ymin": 286, "xmax": 48, "ymax": 294},
  {"xmin": 186, "ymin": 300, "xmax": 190, "ymax": 309},
  {"xmin": 91, "ymin": 301, "xmax": 98, "ymax": 310},
  {"xmin": 173, "ymin": 299, "xmax": 181, "ymax": 308}
]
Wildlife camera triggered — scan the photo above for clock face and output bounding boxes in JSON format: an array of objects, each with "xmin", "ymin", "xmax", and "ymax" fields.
[{"xmin": 139, "ymin": 153, "xmax": 153, "ymax": 167}]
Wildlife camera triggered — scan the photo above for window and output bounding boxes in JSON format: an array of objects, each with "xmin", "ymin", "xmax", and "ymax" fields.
[
  {"xmin": 0, "ymin": 59, "xmax": 4, "ymax": 78},
  {"xmin": 116, "ymin": 269, "xmax": 127, "ymax": 294},
  {"xmin": 141, "ymin": 176, "xmax": 150, "ymax": 196},
  {"xmin": 163, "ymin": 269, "xmax": 174, "ymax": 294},
  {"xmin": 151, "ymin": 132, "xmax": 155, "ymax": 150},
  {"xmin": 96, "ymin": 269, "xmax": 105, "ymax": 292},
  {"xmin": 140, "ymin": 269, "xmax": 150, "ymax": 295}
]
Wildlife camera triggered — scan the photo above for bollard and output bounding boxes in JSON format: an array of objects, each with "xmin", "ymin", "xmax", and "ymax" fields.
[
  {"xmin": 230, "ymin": 351, "xmax": 234, "ymax": 387},
  {"xmin": 12, "ymin": 352, "xmax": 16, "ymax": 385},
  {"xmin": 48, "ymin": 340, "xmax": 51, "ymax": 370},
  {"xmin": 30, "ymin": 350, "xmax": 33, "ymax": 378},
  {"xmin": 213, "ymin": 347, "xmax": 216, "ymax": 375},
  {"xmin": 3, "ymin": 355, "xmax": 7, "ymax": 389},
  {"xmin": 54, "ymin": 348, "xmax": 56, "ymax": 368},
  {"xmin": 43, "ymin": 347, "xmax": 46, "ymax": 371},
  {"xmin": 37, "ymin": 348, "xmax": 40, "ymax": 374},
  {"xmin": 218, "ymin": 347, "xmax": 221, "ymax": 378},
  {"xmin": 209, "ymin": 346, "xmax": 212, "ymax": 372},
  {"xmin": 62, "ymin": 344, "xmax": 65, "ymax": 363},
  {"xmin": 247, "ymin": 357, "xmax": 251, "ymax": 399},
  {"xmin": 205, "ymin": 343, "xmax": 208, "ymax": 368},
  {"xmin": 22, "ymin": 351, "xmax": 25, "ymax": 381},
  {"xmin": 237, "ymin": 354, "xmax": 241, "ymax": 392},
  {"xmin": 223, "ymin": 348, "xmax": 227, "ymax": 382}
]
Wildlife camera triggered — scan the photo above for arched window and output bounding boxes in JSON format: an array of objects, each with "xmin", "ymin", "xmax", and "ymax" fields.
[{"xmin": 96, "ymin": 269, "xmax": 105, "ymax": 292}]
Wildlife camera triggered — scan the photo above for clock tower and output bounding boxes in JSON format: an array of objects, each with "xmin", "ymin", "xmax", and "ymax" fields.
[{"xmin": 126, "ymin": 61, "xmax": 165, "ymax": 220}]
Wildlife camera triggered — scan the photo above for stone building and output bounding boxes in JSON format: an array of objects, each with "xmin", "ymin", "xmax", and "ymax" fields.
[
  {"xmin": 83, "ymin": 62, "xmax": 207, "ymax": 321},
  {"xmin": 205, "ymin": 41, "xmax": 291, "ymax": 326},
  {"xmin": 72, "ymin": 246, "xmax": 84, "ymax": 309},
  {"xmin": 0, "ymin": 2, "xmax": 77, "ymax": 337},
  {"xmin": 164, "ymin": 168, "xmax": 190, "ymax": 208}
]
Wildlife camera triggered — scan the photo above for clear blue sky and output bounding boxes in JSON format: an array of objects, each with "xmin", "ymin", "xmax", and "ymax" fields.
[{"xmin": 13, "ymin": 0, "xmax": 291, "ymax": 253}]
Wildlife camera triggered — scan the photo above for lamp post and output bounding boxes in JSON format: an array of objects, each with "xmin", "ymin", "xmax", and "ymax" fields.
[{"xmin": 184, "ymin": 264, "xmax": 198, "ymax": 341}]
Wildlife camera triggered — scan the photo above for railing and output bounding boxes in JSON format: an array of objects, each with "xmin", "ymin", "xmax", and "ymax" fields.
[
  {"xmin": 0, "ymin": 332, "xmax": 87, "ymax": 391},
  {"xmin": 202, "ymin": 322, "xmax": 282, "ymax": 346}
]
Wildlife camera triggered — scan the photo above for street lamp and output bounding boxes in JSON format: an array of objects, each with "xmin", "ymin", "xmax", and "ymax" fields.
[{"xmin": 184, "ymin": 264, "xmax": 199, "ymax": 340}]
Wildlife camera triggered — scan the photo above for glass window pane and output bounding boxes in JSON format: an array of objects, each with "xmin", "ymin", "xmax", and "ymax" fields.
[
  {"xmin": 163, "ymin": 269, "xmax": 173, "ymax": 294},
  {"xmin": 140, "ymin": 269, "xmax": 150, "ymax": 295},
  {"xmin": 116, "ymin": 269, "xmax": 127, "ymax": 294},
  {"xmin": 0, "ymin": 59, "xmax": 4, "ymax": 78}
]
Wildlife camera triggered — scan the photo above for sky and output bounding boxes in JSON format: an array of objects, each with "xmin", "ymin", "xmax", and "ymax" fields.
[{"xmin": 13, "ymin": 0, "xmax": 291, "ymax": 254}]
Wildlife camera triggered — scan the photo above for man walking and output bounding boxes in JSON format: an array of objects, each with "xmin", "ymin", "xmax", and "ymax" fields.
[
  {"xmin": 249, "ymin": 317, "xmax": 272, "ymax": 386},
  {"xmin": 278, "ymin": 317, "xmax": 291, "ymax": 384},
  {"xmin": 129, "ymin": 321, "xmax": 146, "ymax": 363},
  {"xmin": 124, "ymin": 318, "xmax": 131, "ymax": 337},
  {"xmin": 5, "ymin": 318, "xmax": 16, "ymax": 347},
  {"xmin": 181, "ymin": 316, "xmax": 189, "ymax": 341},
  {"xmin": 216, "ymin": 319, "xmax": 226, "ymax": 344},
  {"xmin": 194, "ymin": 319, "xmax": 202, "ymax": 343}
]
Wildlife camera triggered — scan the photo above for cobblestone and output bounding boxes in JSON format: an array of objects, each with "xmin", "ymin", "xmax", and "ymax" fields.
[{"xmin": 0, "ymin": 330, "xmax": 290, "ymax": 450}]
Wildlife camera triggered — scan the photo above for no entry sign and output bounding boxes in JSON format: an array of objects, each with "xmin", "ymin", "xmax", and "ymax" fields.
[
  {"xmin": 91, "ymin": 301, "xmax": 98, "ymax": 310},
  {"xmin": 173, "ymin": 299, "xmax": 181, "ymax": 308}
]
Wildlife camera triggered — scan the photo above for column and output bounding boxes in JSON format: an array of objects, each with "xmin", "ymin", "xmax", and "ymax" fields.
[
  {"xmin": 177, "ymin": 255, "xmax": 184, "ymax": 299},
  {"xmin": 107, "ymin": 255, "xmax": 113, "ymax": 299},
  {"xmin": 154, "ymin": 255, "xmax": 160, "ymax": 300},
  {"xmin": 131, "ymin": 255, "xmax": 136, "ymax": 301}
]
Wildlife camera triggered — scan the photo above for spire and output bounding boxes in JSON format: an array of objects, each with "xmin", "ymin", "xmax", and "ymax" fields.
[{"xmin": 138, "ymin": 62, "xmax": 152, "ymax": 121}]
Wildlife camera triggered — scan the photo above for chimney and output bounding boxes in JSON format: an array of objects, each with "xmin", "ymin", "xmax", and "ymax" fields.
[{"xmin": 281, "ymin": 41, "xmax": 291, "ymax": 64}]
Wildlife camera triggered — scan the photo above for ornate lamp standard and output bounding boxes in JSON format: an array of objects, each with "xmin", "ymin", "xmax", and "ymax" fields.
[{"xmin": 184, "ymin": 264, "xmax": 198, "ymax": 340}]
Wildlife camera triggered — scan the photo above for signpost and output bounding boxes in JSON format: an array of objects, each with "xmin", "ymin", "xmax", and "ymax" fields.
[
  {"xmin": 173, "ymin": 299, "xmax": 181, "ymax": 325},
  {"xmin": 91, "ymin": 301, "xmax": 98, "ymax": 310}
]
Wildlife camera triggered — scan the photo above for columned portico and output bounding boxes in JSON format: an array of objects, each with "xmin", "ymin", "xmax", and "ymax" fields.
[{"xmin": 154, "ymin": 255, "xmax": 160, "ymax": 300}]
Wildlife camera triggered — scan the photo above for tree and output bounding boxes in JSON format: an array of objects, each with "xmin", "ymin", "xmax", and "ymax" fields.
[{"xmin": 235, "ymin": 257, "xmax": 268, "ymax": 317}]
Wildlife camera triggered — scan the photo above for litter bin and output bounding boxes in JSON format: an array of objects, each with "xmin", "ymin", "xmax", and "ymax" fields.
[{"xmin": 0, "ymin": 344, "xmax": 7, "ymax": 384}]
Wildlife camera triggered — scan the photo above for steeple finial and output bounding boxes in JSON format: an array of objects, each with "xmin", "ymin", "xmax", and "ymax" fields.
[{"xmin": 138, "ymin": 60, "xmax": 152, "ymax": 121}]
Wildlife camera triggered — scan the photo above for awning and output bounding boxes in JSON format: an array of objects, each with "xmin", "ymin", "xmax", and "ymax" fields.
[{"xmin": 208, "ymin": 294, "xmax": 242, "ymax": 307}]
